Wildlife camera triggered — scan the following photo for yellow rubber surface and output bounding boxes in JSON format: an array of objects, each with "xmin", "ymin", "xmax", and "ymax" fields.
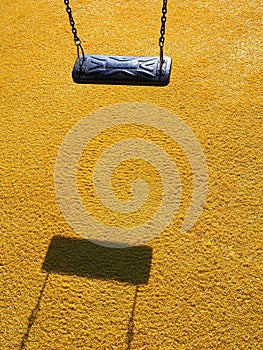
[{"xmin": 1, "ymin": 0, "xmax": 262, "ymax": 349}]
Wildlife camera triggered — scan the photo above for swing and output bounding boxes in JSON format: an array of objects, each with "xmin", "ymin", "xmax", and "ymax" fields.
[{"xmin": 64, "ymin": 0, "xmax": 171, "ymax": 86}]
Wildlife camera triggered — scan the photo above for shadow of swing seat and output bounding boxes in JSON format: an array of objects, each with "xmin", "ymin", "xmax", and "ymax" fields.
[
  {"xmin": 42, "ymin": 235, "xmax": 152, "ymax": 285},
  {"xmin": 21, "ymin": 237, "xmax": 151, "ymax": 348}
]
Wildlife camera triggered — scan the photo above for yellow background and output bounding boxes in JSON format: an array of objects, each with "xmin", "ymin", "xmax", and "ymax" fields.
[{"xmin": 1, "ymin": 0, "xmax": 262, "ymax": 349}]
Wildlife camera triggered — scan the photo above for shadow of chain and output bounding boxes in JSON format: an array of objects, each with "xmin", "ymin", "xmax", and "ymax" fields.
[
  {"xmin": 126, "ymin": 285, "xmax": 139, "ymax": 350},
  {"xmin": 19, "ymin": 273, "xmax": 49, "ymax": 349}
]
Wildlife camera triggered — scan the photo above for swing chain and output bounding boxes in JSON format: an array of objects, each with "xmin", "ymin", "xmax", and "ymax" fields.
[
  {"xmin": 64, "ymin": 0, "xmax": 85, "ymax": 68},
  {"xmin": 63, "ymin": 0, "xmax": 168, "ymax": 73},
  {"xmin": 159, "ymin": 0, "xmax": 168, "ymax": 72}
]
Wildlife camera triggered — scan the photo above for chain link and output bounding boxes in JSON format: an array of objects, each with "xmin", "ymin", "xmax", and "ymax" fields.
[
  {"xmin": 159, "ymin": 0, "xmax": 168, "ymax": 71},
  {"xmin": 64, "ymin": 0, "xmax": 85, "ymax": 67}
]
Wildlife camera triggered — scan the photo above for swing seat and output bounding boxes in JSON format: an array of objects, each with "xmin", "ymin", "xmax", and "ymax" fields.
[{"xmin": 72, "ymin": 54, "xmax": 172, "ymax": 86}]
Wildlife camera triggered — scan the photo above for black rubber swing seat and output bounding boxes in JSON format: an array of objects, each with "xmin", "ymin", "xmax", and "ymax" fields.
[{"xmin": 72, "ymin": 54, "xmax": 172, "ymax": 86}]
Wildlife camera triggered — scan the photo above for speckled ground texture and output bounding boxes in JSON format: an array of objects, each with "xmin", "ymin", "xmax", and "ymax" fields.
[{"xmin": 1, "ymin": 0, "xmax": 262, "ymax": 349}]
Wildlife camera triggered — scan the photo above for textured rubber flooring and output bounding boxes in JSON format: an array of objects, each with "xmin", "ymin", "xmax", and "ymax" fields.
[{"xmin": 1, "ymin": 0, "xmax": 262, "ymax": 349}]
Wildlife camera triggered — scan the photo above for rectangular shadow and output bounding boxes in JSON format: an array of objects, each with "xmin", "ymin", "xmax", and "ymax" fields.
[{"xmin": 42, "ymin": 236, "xmax": 152, "ymax": 285}]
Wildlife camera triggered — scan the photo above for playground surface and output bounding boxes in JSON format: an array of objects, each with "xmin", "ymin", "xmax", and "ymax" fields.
[{"xmin": 1, "ymin": 1, "xmax": 262, "ymax": 349}]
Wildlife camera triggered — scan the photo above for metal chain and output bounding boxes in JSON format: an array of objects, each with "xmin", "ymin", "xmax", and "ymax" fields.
[
  {"xmin": 63, "ymin": 0, "xmax": 168, "ymax": 71},
  {"xmin": 64, "ymin": 0, "xmax": 85, "ymax": 67},
  {"xmin": 159, "ymin": 0, "xmax": 168, "ymax": 71}
]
